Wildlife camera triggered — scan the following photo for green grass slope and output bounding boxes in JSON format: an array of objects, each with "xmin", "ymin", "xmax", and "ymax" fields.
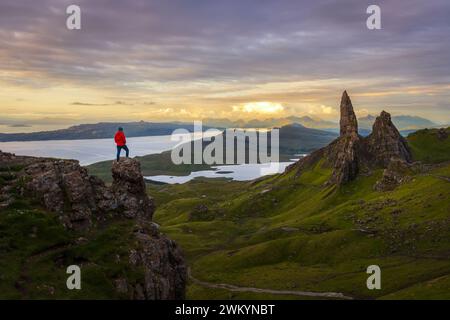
[
  {"xmin": 151, "ymin": 140, "xmax": 450, "ymax": 299},
  {"xmin": 407, "ymin": 127, "xmax": 450, "ymax": 163},
  {"xmin": 0, "ymin": 165, "xmax": 145, "ymax": 299}
]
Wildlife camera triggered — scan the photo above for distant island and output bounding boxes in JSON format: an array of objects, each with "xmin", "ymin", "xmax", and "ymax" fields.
[{"xmin": 0, "ymin": 121, "xmax": 210, "ymax": 142}]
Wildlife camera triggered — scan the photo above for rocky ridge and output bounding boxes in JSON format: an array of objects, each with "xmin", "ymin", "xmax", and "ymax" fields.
[{"xmin": 0, "ymin": 153, "xmax": 186, "ymax": 299}]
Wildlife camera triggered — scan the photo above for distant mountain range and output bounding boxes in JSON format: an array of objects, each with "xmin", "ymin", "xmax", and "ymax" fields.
[
  {"xmin": 206, "ymin": 114, "xmax": 439, "ymax": 132},
  {"xmin": 358, "ymin": 115, "xmax": 437, "ymax": 131},
  {"xmin": 0, "ymin": 121, "xmax": 209, "ymax": 142},
  {"xmin": 0, "ymin": 115, "xmax": 441, "ymax": 142},
  {"xmin": 203, "ymin": 116, "xmax": 337, "ymax": 130}
]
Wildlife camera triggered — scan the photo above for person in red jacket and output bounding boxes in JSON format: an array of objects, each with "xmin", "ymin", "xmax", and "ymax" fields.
[{"xmin": 114, "ymin": 127, "xmax": 129, "ymax": 161}]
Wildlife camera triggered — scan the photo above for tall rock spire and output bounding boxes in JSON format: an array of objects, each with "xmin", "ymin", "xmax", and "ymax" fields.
[
  {"xmin": 289, "ymin": 91, "xmax": 415, "ymax": 188},
  {"xmin": 328, "ymin": 91, "xmax": 361, "ymax": 185},
  {"xmin": 339, "ymin": 90, "xmax": 358, "ymax": 137}
]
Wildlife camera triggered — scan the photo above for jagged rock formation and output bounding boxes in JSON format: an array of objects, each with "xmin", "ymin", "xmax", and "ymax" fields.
[
  {"xmin": 366, "ymin": 111, "xmax": 412, "ymax": 167},
  {"xmin": 128, "ymin": 222, "xmax": 186, "ymax": 299},
  {"xmin": 339, "ymin": 90, "xmax": 359, "ymax": 137},
  {"xmin": 288, "ymin": 91, "xmax": 413, "ymax": 187},
  {"xmin": 325, "ymin": 135, "xmax": 362, "ymax": 185},
  {"xmin": 22, "ymin": 159, "xmax": 115, "ymax": 229},
  {"xmin": 325, "ymin": 92, "xmax": 363, "ymax": 184},
  {"xmin": 0, "ymin": 151, "xmax": 186, "ymax": 299},
  {"xmin": 112, "ymin": 159, "xmax": 154, "ymax": 220},
  {"xmin": 6, "ymin": 156, "xmax": 155, "ymax": 230}
]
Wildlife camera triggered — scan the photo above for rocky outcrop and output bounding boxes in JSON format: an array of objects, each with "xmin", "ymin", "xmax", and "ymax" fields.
[
  {"xmin": 339, "ymin": 90, "xmax": 358, "ymax": 137},
  {"xmin": 128, "ymin": 223, "xmax": 186, "ymax": 299},
  {"xmin": 366, "ymin": 111, "xmax": 412, "ymax": 167},
  {"xmin": 0, "ymin": 151, "xmax": 186, "ymax": 299},
  {"xmin": 7, "ymin": 156, "xmax": 155, "ymax": 230},
  {"xmin": 22, "ymin": 159, "xmax": 115, "ymax": 229},
  {"xmin": 437, "ymin": 128, "xmax": 448, "ymax": 141},
  {"xmin": 374, "ymin": 159, "xmax": 413, "ymax": 191},
  {"xmin": 325, "ymin": 92, "xmax": 363, "ymax": 184},
  {"xmin": 288, "ymin": 91, "xmax": 413, "ymax": 187},
  {"xmin": 112, "ymin": 159, "xmax": 154, "ymax": 220},
  {"xmin": 325, "ymin": 135, "xmax": 361, "ymax": 185}
]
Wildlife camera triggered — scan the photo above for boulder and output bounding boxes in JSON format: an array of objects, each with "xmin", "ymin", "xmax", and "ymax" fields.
[{"xmin": 374, "ymin": 159, "xmax": 413, "ymax": 191}]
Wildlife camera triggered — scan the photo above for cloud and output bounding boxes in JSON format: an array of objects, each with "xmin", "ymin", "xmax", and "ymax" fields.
[
  {"xmin": 70, "ymin": 101, "xmax": 132, "ymax": 106},
  {"xmin": 307, "ymin": 105, "xmax": 337, "ymax": 116},
  {"xmin": 71, "ymin": 102, "xmax": 109, "ymax": 106},
  {"xmin": 0, "ymin": 0, "xmax": 449, "ymax": 128},
  {"xmin": 233, "ymin": 102, "xmax": 285, "ymax": 114},
  {"xmin": 8, "ymin": 124, "xmax": 31, "ymax": 128}
]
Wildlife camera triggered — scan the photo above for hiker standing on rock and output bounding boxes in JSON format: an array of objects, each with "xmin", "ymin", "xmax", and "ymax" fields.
[{"xmin": 114, "ymin": 127, "xmax": 129, "ymax": 161}]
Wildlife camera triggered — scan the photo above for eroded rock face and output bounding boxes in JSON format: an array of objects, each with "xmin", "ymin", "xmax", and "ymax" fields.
[
  {"xmin": 0, "ymin": 151, "xmax": 186, "ymax": 299},
  {"xmin": 126, "ymin": 223, "xmax": 187, "ymax": 299},
  {"xmin": 112, "ymin": 159, "xmax": 154, "ymax": 220},
  {"xmin": 23, "ymin": 159, "xmax": 114, "ymax": 229},
  {"xmin": 9, "ymin": 156, "xmax": 154, "ymax": 229},
  {"xmin": 366, "ymin": 111, "xmax": 412, "ymax": 167},
  {"xmin": 340, "ymin": 90, "xmax": 358, "ymax": 137},
  {"xmin": 325, "ymin": 91, "xmax": 362, "ymax": 184},
  {"xmin": 325, "ymin": 135, "xmax": 361, "ymax": 185},
  {"xmin": 289, "ymin": 91, "xmax": 413, "ymax": 187}
]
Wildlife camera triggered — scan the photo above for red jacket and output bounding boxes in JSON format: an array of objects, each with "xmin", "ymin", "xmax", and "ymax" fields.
[{"xmin": 114, "ymin": 131, "xmax": 126, "ymax": 146}]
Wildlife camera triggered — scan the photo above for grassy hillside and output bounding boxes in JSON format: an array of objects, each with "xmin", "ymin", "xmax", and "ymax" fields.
[
  {"xmin": 3, "ymin": 127, "xmax": 449, "ymax": 300},
  {"xmin": 150, "ymin": 143, "xmax": 450, "ymax": 299},
  {"xmin": 0, "ymin": 204, "xmax": 147, "ymax": 298},
  {"xmin": 0, "ymin": 165, "xmax": 146, "ymax": 299},
  {"xmin": 407, "ymin": 127, "xmax": 450, "ymax": 163}
]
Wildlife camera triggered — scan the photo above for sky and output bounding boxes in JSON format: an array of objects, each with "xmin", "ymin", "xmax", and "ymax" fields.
[{"xmin": 1, "ymin": 0, "xmax": 450, "ymax": 132}]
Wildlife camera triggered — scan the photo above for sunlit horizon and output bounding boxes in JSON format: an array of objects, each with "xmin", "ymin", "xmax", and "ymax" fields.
[{"xmin": 1, "ymin": 1, "xmax": 450, "ymax": 133}]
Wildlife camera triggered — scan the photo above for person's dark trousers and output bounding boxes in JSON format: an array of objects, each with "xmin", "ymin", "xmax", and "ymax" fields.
[{"xmin": 116, "ymin": 145, "xmax": 129, "ymax": 161}]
